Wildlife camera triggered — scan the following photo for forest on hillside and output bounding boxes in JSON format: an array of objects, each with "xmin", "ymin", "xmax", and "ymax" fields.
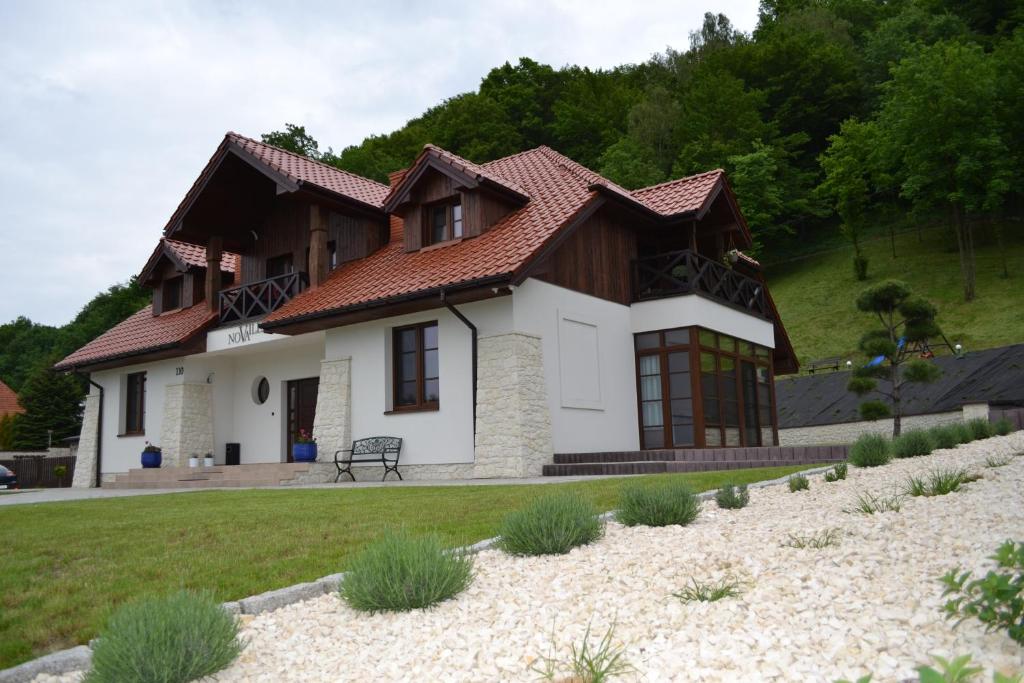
[
  {"xmin": 3, "ymin": 0, "xmax": 1022, "ymax": 449},
  {"xmin": 266, "ymin": 0, "xmax": 1023, "ymax": 300}
]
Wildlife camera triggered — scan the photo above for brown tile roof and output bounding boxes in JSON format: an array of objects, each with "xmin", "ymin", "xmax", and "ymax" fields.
[
  {"xmin": 54, "ymin": 304, "xmax": 215, "ymax": 371},
  {"xmin": 0, "ymin": 379, "xmax": 23, "ymax": 417},
  {"xmin": 386, "ymin": 144, "xmax": 531, "ymax": 206},
  {"xmin": 265, "ymin": 147, "xmax": 730, "ymax": 327},
  {"xmin": 226, "ymin": 132, "xmax": 389, "ymax": 209},
  {"xmin": 164, "ymin": 238, "xmax": 239, "ymax": 273},
  {"xmin": 265, "ymin": 145, "xmax": 606, "ymax": 325},
  {"xmin": 630, "ymin": 169, "xmax": 724, "ymax": 215}
]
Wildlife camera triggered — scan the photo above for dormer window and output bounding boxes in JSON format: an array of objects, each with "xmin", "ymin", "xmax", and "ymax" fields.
[
  {"xmin": 424, "ymin": 199, "xmax": 463, "ymax": 247},
  {"xmin": 162, "ymin": 276, "xmax": 183, "ymax": 311}
]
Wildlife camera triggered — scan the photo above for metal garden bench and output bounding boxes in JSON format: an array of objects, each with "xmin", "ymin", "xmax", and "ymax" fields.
[{"xmin": 333, "ymin": 436, "xmax": 403, "ymax": 482}]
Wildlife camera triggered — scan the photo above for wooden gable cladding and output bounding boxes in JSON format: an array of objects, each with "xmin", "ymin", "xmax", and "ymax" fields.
[
  {"xmin": 530, "ymin": 203, "xmax": 638, "ymax": 305},
  {"xmin": 238, "ymin": 195, "xmax": 387, "ymax": 283},
  {"xmin": 395, "ymin": 168, "xmax": 518, "ymax": 252},
  {"xmin": 150, "ymin": 261, "xmax": 197, "ymax": 316}
]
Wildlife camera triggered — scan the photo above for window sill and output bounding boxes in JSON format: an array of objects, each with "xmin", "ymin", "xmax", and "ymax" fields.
[
  {"xmin": 384, "ymin": 405, "xmax": 440, "ymax": 415},
  {"xmin": 117, "ymin": 432, "xmax": 145, "ymax": 438}
]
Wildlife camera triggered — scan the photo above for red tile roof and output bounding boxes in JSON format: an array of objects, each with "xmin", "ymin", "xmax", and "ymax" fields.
[
  {"xmin": 265, "ymin": 145, "xmax": 606, "ymax": 325},
  {"xmin": 0, "ymin": 379, "xmax": 23, "ymax": 417},
  {"xmin": 54, "ymin": 304, "xmax": 215, "ymax": 371},
  {"xmin": 386, "ymin": 144, "xmax": 530, "ymax": 208},
  {"xmin": 265, "ymin": 146, "xmax": 730, "ymax": 327},
  {"xmin": 630, "ymin": 169, "xmax": 724, "ymax": 215},
  {"xmin": 227, "ymin": 133, "xmax": 389, "ymax": 209},
  {"xmin": 164, "ymin": 238, "xmax": 239, "ymax": 273}
]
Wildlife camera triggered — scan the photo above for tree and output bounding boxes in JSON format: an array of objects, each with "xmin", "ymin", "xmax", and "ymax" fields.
[
  {"xmin": 626, "ymin": 86, "xmax": 680, "ymax": 176},
  {"xmin": 875, "ymin": 40, "xmax": 1011, "ymax": 301},
  {"xmin": 818, "ymin": 118, "xmax": 879, "ymax": 279},
  {"xmin": 261, "ymin": 124, "xmax": 322, "ymax": 159},
  {"xmin": 598, "ymin": 137, "xmax": 664, "ymax": 190},
  {"xmin": 12, "ymin": 363, "xmax": 84, "ymax": 450},
  {"xmin": 847, "ymin": 280, "xmax": 942, "ymax": 437},
  {"xmin": 0, "ymin": 413, "xmax": 16, "ymax": 450}
]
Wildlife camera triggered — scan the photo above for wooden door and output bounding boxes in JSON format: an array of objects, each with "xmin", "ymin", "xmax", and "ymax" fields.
[{"xmin": 286, "ymin": 377, "xmax": 319, "ymax": 462}]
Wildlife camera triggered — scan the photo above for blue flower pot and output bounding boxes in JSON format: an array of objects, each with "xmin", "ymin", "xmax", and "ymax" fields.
[
  {"xmin": 141, "ymin": 451, "xmax": 162, "ymax": 468},
  {"xmin": 293, "ymin": 443, "xmax": 317, "ymax": 463}
]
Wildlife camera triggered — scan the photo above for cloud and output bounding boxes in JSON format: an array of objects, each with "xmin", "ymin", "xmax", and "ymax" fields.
[{"xmin": 0, "ymin": 0, "xmax": 758, "ymax": 326}]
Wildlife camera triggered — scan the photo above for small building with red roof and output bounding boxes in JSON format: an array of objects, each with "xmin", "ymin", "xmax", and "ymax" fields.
[{"xmin": 57, "ymin": 132, "xmax": 797, "ymax": 487}]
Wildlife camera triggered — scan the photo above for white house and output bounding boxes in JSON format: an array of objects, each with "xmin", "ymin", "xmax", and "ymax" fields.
[{"xmin": 56, "ymin": 133, "xmax": 798, "ymax": 487}]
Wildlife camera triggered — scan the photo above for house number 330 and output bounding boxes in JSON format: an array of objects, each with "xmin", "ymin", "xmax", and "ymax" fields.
[{"xmin": 175, "ymin": 367, "xmax": 184, "ymax": 376}]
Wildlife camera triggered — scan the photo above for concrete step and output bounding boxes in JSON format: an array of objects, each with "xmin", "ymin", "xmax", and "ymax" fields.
[
  {"xmin": 552, "ymin": 445, "xmax": 848, "ymax": 465},
  {"xmin": 108, "ymin": 462, "xmax": 314, "ymax": 489},
  {"xmin": 542, "ymin": 457, "xmax": 839, "ymax": 477}
]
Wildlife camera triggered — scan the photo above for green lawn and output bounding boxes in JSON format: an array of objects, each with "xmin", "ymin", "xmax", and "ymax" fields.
[
  {"xmin": 1, "ymin": 465, "xmax": 821, "ymax": 669},
  {"xmin": 766, "ymin": 224, "xmax": 1024, "ymax": 367}
]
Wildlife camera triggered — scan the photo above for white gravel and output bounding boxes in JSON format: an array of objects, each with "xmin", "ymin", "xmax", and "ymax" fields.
[{"xmin": 35, "ymin": 433, "xmax": 1024, "ymax": 683}]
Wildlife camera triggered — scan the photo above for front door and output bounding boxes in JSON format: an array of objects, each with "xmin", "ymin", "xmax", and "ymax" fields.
[
  {"xmin": 636, "ymin": 328, "xmax": 695, "ymax": 449},
  {"xmin": 286, "ymin": 377, "xmax": 319, "ymax": 462}
]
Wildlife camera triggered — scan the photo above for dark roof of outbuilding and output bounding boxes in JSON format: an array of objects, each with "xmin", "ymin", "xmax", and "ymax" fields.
[{"xmin": 775, "ymin": 343, "xmax": 1024, "ymax": 428}]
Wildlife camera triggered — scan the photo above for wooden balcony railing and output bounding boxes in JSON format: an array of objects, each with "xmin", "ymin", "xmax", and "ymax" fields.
[
  {"xmin": 632, "ymin": 249, "xmax": 768, "ymax": 317},
  {"xmin": 219, "ymin": 272, "xmax": 306, "ymax": 324}
]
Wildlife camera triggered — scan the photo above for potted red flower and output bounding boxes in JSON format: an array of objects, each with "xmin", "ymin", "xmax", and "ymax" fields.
[{"xmin": 292, "ymin": 430, "xmax": 317, "ymax": 462}]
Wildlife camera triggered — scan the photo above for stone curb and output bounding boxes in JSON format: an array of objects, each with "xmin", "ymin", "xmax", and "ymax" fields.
[
  {"xmin": 0, "ymin": 646, "xmax": 91, "ymax": 683},
  {"xmin": 0, "ymin": 462, "xmax": 839, "ymax": 681}
]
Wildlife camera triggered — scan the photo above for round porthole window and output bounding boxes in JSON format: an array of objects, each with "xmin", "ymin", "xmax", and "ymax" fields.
[{"xmin": 252, "ymin": 377, "xmax": 270, "ymax": 405}]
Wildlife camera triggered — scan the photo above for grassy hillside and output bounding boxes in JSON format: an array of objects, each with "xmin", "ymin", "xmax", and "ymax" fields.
[{"xmin": 766, "ymin": 224, "xmax": 1024, "ymax": 370}]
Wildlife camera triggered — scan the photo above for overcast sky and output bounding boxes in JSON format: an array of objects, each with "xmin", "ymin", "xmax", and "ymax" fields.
[{"xmin": 0, "ymin": 0, "xmax": 758, "ymax": 326}]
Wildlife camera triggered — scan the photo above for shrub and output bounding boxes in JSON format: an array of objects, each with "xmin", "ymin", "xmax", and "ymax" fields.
[
  {"xmin": 993, "ymin": 418, "xmax": 1015, "ymax": 436},
  {"xmin": 848, "ymin": 433, "xmax": 892, "ymax": 467},
  {"xmin": 673, "ymin": 577, "xmax": 743, "ymax": 603},
  {"xmin": 853, "ymin": 254, "xmax": 869, "ymax": 281},
  {"xmin": 86, "ymin": 591, "xmax": 242, "ymax": 683},
  {"xmin": 783, "ymin": 528, "xmax": 841, "ymax": 549},
  {"xmin": 893, "ymin": 429, "xmax": 934, "ymax": 458},
  {"xmin": 847, "ymin": 491, "xmax": 903, "ymax": 514},
  {"xmin": 904, "ymin": 468, "xmax": 980, "ymax": 497},
  {"xmin": 930, "ymin": 425, "xmax": 961, "ymax": 450},
  {"xmin": 616, "ymin": 481, "xmax": 701, "ymax": 527},
  {"xmin": 498, "ymin": 492, "xmax": 603, "ymax": 556},
  {"xmin": 824, "ymin": 462, "xmax": 848, "ymax": 483},
  {"xmin": 951, "ymin": 422, "xmax": 974, "ymax": 444},
  {"xmin": 967, "ymin": 418, "xmax": 993, "ymax": 441},
  {"xmin": 788, "ymin": 474, "xmax": 809, "ymax": 492},
  {"xmin": 714, "ymin": 483, "xmax": 749, "ymax": 509},
  {"xmin": 340, "ymin": 531, "xmax": 473, "ymax": 612},
  {"xmin": 986, "ymin": 455, "xmax": 1012, "ymax": 468},
  {"xmin": 532, "ymin": 622, "xmax": 633, "ymax": 683},
  {"xmin": 941, "ymin": 540, "xmax": 1024, "ymax": 645}
]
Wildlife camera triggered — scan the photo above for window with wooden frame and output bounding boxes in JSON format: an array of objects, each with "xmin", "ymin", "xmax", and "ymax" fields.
[
  {"xmin": 392, "ymin": 321, "xmax": 439, "ymax": 411},
  {"xmin": 697, "ymin": 329, "xmax": 776, "ymax": 447},
  {"xmin": 634, "ymin": 327, "xmax": 694, "ymax": 449},
  {"xmin": 124, "ymin": 372, "xmax": 146, "ymax": 435},
  {"xmin": 161, "ymin": 276, "xmax": 183, "ymax": 312},
  {"xmin": 423, "ymin": 199, "xmax": 463, "ymax": 246}
]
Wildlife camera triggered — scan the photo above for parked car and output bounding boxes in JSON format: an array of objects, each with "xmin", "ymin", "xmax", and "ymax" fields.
[{"xmin": 0, "ymin": 464, "xmax": 16, "ymax": 489}]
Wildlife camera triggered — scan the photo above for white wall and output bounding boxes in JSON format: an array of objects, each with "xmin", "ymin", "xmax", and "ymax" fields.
[
  {"xmin": 630, "ymin": 295, "xmax": 776, "ymax": 348},
  {"xmin": 512, "ymin": 278, "xmax": 640, "ymax": 454},
  {"xmin": 324, "ymin": 297, "xmax": 512, "ymax": 466},
  {"xmin": 778, "ymin": 409, "xmax": 970, "ymax": 446},
  {"xmin": 90, "ymin": 358, "xmax": 180, "ymax": 473}
]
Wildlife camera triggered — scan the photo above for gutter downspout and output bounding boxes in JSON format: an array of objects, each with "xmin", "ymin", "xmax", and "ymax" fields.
[
  {"xmin": 77, "ymin": 374, "xmax": 104, "ymax": 488},
  {"xmin": 440, "ymin": 290, "xmax": 477, "ymax": 443}
]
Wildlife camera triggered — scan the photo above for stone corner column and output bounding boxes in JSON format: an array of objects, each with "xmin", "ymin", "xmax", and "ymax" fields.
[
  {"xmin": 71, "ymin": 393, "xmax": 101, "ymax": 488},
  {"xmin": 474, "ymin": 332, "xmax": 554, "ymax": 479},
  {"xmin": 159, "ymin": 382, "xmax": 214, "ymax": 468},
  {"xmin": 313, "ymin": 358, "xmax": 352, "ymax": 464}
]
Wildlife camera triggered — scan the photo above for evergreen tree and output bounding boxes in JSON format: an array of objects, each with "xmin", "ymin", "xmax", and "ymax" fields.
[
  {"xmin": 847, "ymin": 280, "xmax": 942, "ymax": 437},
  {"xmin": 12, "ymin": 363, "xmax": 84, "ymax": 450}
]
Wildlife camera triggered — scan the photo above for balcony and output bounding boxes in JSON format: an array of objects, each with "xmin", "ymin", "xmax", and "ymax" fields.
[
  {"xmin": 219, "ymin": 272, "xmax": 306, "ymax": 324},
  {"xmin": 632, "ymin": 249, "xmax": 768, "ymax": 317}
]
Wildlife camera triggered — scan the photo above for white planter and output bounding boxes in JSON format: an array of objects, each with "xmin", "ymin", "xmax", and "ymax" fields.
[
  {"xmin": 203, "ymin": 456, "xmax": 215, "ymax": 467},
  {"xmin": 188, "ymin": 456, "xmax": 200, "ymax": 468}
]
